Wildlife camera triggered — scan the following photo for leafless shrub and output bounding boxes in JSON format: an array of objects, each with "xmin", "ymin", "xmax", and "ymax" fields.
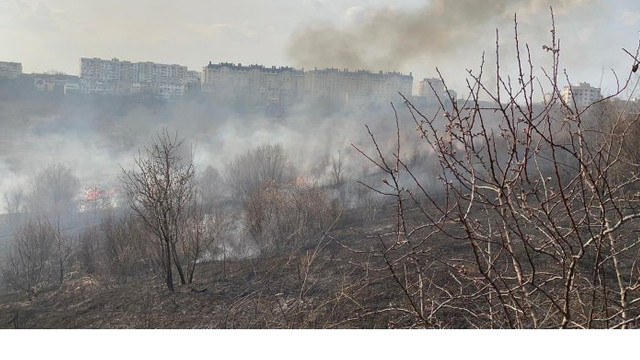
[
  {"xmin": 243, "ymin": 180, "xmax": 335, "ymax": 252},
  {"xmin": 1, "ymin": 219, "xmax": 56, "ymax": 298},
  {"xmin": 225, "ymin": 144, "xmax": 294, "ymax": 199},
  {"xmin": 27, "ymin": 164, "xmax": 80, "ymax": 228},
  {"xmin": 330, "ymin": 150, "xmax": 345, "ymax": 188},
  {"xmin": 600, "ymin": 99, "xmax": 640, "ymax": 185},
  {"xmin": 1, "ymin": 164, "xmax": 79, "ymax": 294},
  {"xmin": 3, "ymin": 187, "xmax": 27, "ymax": 234},
  {"xmin": 197, "ymin": 165, "xmax": 225, "ymax": 212},
  {"xmin": 3, "ymin": 187, "xmax": 26, "ymax": 218},
  {"xmin": 220, "ymin": 211, "xmax": 348, "ymax": 328},
  {"xmin": 52, "ymin": 230, "xmax": 74, "ymax": 284},
  {"xmin": 100, "ymin": 212, "xmax": 153, "ymax": 284},
  {"xmin": 77, "ymin": 225, "xmax": 101, "ymax": 275},
  {"xmin": 179, "ymin": 208, "xmax": 232, "ymax": 283}
]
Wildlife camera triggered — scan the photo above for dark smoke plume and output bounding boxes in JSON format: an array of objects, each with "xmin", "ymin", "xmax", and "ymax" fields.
[{"xmin": 287, "ymin": 0, "xmax": 596, "ymax": 72}]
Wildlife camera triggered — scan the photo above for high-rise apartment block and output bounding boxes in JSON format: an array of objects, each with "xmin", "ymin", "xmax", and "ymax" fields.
[
  {"xmin": 187, "ymin": 70, "xmax": 201, "ymax": 84},
  {"xmin": 561, "ymin": 82, "xmax": 602, "ymax": 109},
  {"xmin": 418, "ymin": 78, "xmax": 447, "ymax": 106},
  {"xmin": 202, "ymin": 62, "xmax": 413, "ymax": 109},
  {"xmin": 80, "ymin": 57, "xmax": 188, "ymax": 98},
  {"xmin": 2, "ymin": 56, "xmax": 427, "ymax": 107},
  {"xmin": 304, "ymin": 68, "xmax": 413, "ymax": 107},
  {"xmin": 0, "ymin": 61, "xmax": 23, "ymax": 78},
  {"xmin": 202, "ymin": 62, "xmax": 305, "ymax": 107}
]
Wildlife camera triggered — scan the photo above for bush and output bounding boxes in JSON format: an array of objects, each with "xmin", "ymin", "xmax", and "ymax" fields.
[{"xmin": 244, "ymin": 180, "xmax": 335, "ymax": 252}]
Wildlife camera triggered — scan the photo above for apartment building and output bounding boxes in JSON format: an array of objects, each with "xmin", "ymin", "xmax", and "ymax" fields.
[
  {"xmin": 202, "ymin": 62, "xmax": 413, "ymax": 110},
  {"xmin": 202, "ymin": 62, "xmax": 305, "ymax": 107},
  {"xmin": 4, "ymin": 56, "xmax": 418, "ymax": 105},
  {"xmin": 187, "ymin": 70, "xmax": 201, "ymax": 84},
  {"xmin": 80, "ymin": 57, "xmax": 188, "ymax": 98},
  {"xmin": 304, "ymin": 68, "xmax": 413, "ymax": 108},
  {"xmin": 0, "ymin": 61, "xmax": 22, "ymax": 78},
  {"xmin": 32, "ymin": 73, "xmax": 79, "ymax": 94},
  {"xmin": 561, "ymin": 82, "xmax": 602, "ymax": 109},
  {"xmin": 417, "ymin": 77, "xmax": 448, "ymax": 106}
]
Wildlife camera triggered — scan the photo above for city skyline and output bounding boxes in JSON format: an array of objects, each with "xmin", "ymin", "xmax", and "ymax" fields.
[{"xmin": 1, "ymin": 1, "xmax": 639, "ymax": 96}]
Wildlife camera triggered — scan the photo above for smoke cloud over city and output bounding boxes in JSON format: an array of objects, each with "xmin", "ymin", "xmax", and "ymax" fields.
[
  {"xmin": 2, "ymin": 0, "xmax": 635, "ymax": 217},
  {"xmin": 0, "ymin": 0, "xmax": 629, "ymax": 215},
  {"xmin": 287, "ymin": 0, "xmax": 609, "ymax": 89}
]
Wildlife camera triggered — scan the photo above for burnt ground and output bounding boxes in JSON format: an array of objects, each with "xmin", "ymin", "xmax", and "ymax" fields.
[
  {"xmin": 0, "ymin": 203, "xmax": 499, "ymax": 329},
  {"xmin": 0, "ymin": 253, "xmax": 404, "ymax": 329},
  {"xmin": 0, "ymin": 206, "xmax": 416, "ymax": 329}
]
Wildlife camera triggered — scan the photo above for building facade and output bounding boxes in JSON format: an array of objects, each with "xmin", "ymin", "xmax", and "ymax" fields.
[
  {"xmin": 202, "ymin": 62, "xmax": 413, "ymax": 110},
  {"xmin": 304, "ymin": 68, "xmax": 413, "ymax": 108},
  {"xmin": 561, "ymin": 82, "xmax": 602, "ymax": 109},
  {"xmin": 202, "ymin": 62, "xmax": 305, "ymax": 109},
  {"xmin": 32, "ymin": 73, "xmax": 79, "ymax": 94},
  {"xmin": 417, "ymin": 77, "xmax": 447, "ymax": 106},
  {"xmin": 80, "ymin": 57, "xmax": 188, "ymax": 98},
  {"xmin": 0, "ymin": 61, "xmax": 22, "ymax": 78}
]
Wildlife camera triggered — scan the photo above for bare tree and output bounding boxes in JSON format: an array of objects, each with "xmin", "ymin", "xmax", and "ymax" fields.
[
  {"xmin": 225, "ymin": 144, "xmax": 293, "ymax": 198},
  {"xmin": 330, "ymin": 150, "xmax": 345, "ymax": 188},
  {"xmin": 198, "ymin": 165, "xmax": 224, "ymax": 212},
  {"xmin": 3, "ymin": 187, "xmax": 26, "ymax": 232},
  {"xmin": 27, "ymin": 164, "xmax": 80, "ymax": 229},
  {"xmin": 3, "ymin": 187, "xmax": 26, "ymax": 217},
  {"xmin": 1, "ymin": 165, "xmax": 79, "ymax": 293},
  {"xmin": 1, "ymin": 220, "xmax": 56, "ymax": 298},
  {"xmin": 120, "ymin": 129, "xmax": 195, "ymax": 292},
  {"xmin": 350, "ymin": 14, "xmax": 640, "ymax": 328}
]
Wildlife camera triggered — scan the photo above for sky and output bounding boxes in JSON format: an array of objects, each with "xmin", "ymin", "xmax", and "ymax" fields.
[{"xmin": 1, "ymin": 0, "xmax": 640, "ymax": 95}]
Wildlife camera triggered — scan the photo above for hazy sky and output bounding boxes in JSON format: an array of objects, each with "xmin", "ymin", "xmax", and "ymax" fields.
[{"xmin": 1, "ymin": 0, "xmax": 640, "ymax": 95}]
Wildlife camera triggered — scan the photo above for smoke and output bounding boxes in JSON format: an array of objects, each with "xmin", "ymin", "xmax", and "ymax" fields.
[
  {"xmin": 286, "ymin": 0, "xmax": 602, "ymax": 87},
  {"xmin": 0, "ymin": 94, "xmax": 418, "ymax": 216},
  {"xmin": 2, "ymin": 1, "xmax": 619, "ymax": 214}
]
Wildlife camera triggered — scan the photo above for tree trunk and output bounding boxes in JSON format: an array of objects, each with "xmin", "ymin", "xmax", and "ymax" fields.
[
  {"xmin": 165, "ymin": 241, "xmax": 174, "ymax": 292},
  {"xmin": 188, "ymin": 259, "xmax": 196, "ymax": 284},
  {"xmin": 171, "ymin": 242, "xmax": 187, "ymax": 285},
  {"xmin": 188, "ymin": 268, "xmax": 194, "ymax": 284},
  {"xmin": 59, "ymin": 260, "xmax": 64, "ymax": 284}
]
